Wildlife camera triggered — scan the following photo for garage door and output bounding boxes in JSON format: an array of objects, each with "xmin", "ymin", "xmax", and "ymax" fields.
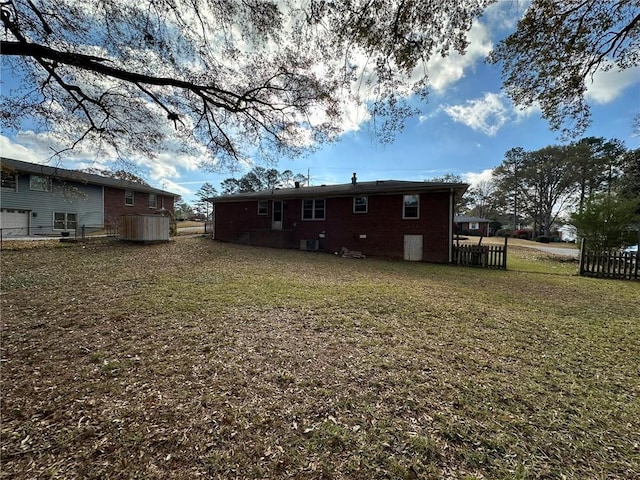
[{"xmin": 1, "ymin": 209, "xmax": 29, "ymax": 237}]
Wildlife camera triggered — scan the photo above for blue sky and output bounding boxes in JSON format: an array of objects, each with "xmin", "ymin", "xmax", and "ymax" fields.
[{"xmin": 1, "ymin": 3, "xmax": 639, "ymax": 205}]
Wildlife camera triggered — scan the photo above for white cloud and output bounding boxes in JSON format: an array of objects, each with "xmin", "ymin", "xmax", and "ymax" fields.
[
  {"xmin": 339, "ymin": 9, "xmax": 497, "ymax": 134},
  {"xmin": 157, "ymin": 178, "xmax": 191, "ymax": 196},
  {"xmin": 417, "ymin": 111, "xmax": 439, "ymax": 125},
  {"xmin": 425, "ymin": 20, "xmax": 493, "ymax": 93},
  {"xmin": 463, "ymin": 168, "xmax": 494, "ymax": 188},
  {"xmin": 443, "ymin": 92, "xmax": 510, "ymax": 135},
  {"xmin": 0, "ymin": 134, "xmax": 43, "ymax": 163},
  {"xmin": 0, "ymin": 133, "xmax": 205, "ymax": 194},
  {"xmin": 585, "ymin": 66, "xmax": 640, "ymax": 104},
  {"xmin": 514, "ymin": 102, "xmax": 541, "ymax": 119},
  {"xmin": 482, "ymin": 0, "xmax": 530, "ymax": 31},
  {"xmin": 442, "ymin": 91, "xmax": 541, "ymax": 135},
  {"xmin": 132, "ymin": 150, "xmax": 203, "ymax": 183},
  {"xmin": 0, "ymin": 2, "xmax": 506, "ymax": 164}
]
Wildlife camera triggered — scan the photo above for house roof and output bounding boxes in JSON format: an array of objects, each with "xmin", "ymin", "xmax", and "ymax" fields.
[
  {"xmin": 1, "ymin": 157, "xmax": 179, "ymax": 197},
  {"xmin": 211, "ymin": 180, "xmax": 469, "ymax": 203},
  {"xmin": 454, "ymin": 216, "xmax": 491, "ymax": 223}
]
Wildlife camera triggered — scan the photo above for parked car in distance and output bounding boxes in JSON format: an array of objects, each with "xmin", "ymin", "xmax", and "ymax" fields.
[{"xmin": 622, "ymin": 244, "xmax": 638, "ymax": 254}]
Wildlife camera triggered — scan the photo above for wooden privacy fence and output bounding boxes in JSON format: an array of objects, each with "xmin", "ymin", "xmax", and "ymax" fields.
[
  {"xmin": 453, "ymin": 237, "xmax": 508, "ymax": 269},
  {"xmin": 579, "ymin": 240, "xmax": 639, "ymax": 281}
]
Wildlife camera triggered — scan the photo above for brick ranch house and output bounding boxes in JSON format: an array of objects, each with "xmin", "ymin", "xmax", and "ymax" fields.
[
  {"xmin": 1, "ymin": 157, "xmax": 178, "ymax": 237},
  {"xmin": 454, "ymin": 216, "xmax": 491, "ymax": 237},
  {"xmin": 211, "ymin": 176, "xmax": 468, "ymax": 262}
]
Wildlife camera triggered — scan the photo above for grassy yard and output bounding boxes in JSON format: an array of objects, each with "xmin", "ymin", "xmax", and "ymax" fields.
[
  {"xmin": 176, "ymin": 221, "xmax": 206, "ymax": 229},
  {"xmin": 1, "ymin": 238, "xmax": 638, "ymax": 479}
]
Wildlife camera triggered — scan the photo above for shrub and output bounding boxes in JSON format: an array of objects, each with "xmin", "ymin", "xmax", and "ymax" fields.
[
  {"xmin": 514, "ymin": 229, "xmax": 533, "ymax": 239},
  {"xmin": 571, "ymin": 193, "xmax": 640, "ymax": 252},
  {"xmin": 535, "ymin": 236, "xmax": 550, "ymax": 243}
]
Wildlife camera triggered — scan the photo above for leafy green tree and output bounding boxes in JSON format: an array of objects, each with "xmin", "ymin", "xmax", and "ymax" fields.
[
  {"xmin": 488, "ymin": 0, "xmax": 639, "ymax": 136},
  {"xmin": 195, "ymin": 182, "xmax": 218, "ymax": 220},
  {"xmin": 618, "ymin": 148, "xmax": 640, "ymax": 201},
  {"xmin": 571, "ymin": 193, "xmax": 640, "ymax": 251},
  {"xmin": 617, "ymin": 148, "xmax": 640, "ymax": 247},
  {"xmin": 279, "ymin": 170, "xmax": 308, "ymax": 188},
  {"xmin": 493, "ymin": 147, "xmax": 527, "ymax": 230},
  {"xmin": 192, "ymin": 201, "xmax": 208, "ymax": 220},
  {"xmin": 493, "ymin": 140, "xmax": 633, "ymax": 236},
  {"xmin": 428, "ymin": 174, "xmax": 471, "ymax": 215},
  {"xmin": 519, "ymin": 146, "xmax": 579, "ymax": 236},
  {"xmin": 568, "ymin": 137, "xmax": 625, "ymax": 211},
  {"xmin": 173, "ymin": 198, "xmax": 194, "ymax": 221},
  {"xmin": 0, "ymin": 0, "xmax": 491, "ymax": 163},
  {"xmin": 567, "ymin": 137, "xmax": 627, "ymax": 213},
  {"xmin": 221, "ymin": 167, "xmax": 306, "ymax": 194},
  {"xmin": 494, "ymin": 146, "xmax": 580, "ymax": 236},
  {"xmin": 219, "ymin": 178, "xmax": 242, "ymax": 196},
  {"xmin": 195, "ymin": 182, "xmax": 218, "ymax": 201},
  {"xmin": 466, "ymin": 179, "xmax": 497, "ymax": 219}
]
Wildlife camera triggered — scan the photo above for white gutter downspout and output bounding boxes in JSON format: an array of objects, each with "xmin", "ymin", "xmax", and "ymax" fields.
[{"xmin": 448, "ymin": 187, "xmax": 454, "ymax": 263}]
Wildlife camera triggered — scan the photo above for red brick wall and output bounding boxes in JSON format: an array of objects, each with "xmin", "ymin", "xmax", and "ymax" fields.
[
  {"xmin": 103, "ymin": 187, "xmax": 175, "ymax": 226},
  {"xmin": 215, "ymin": 191, "xmax": 454, "ymax": 262},
  {"xmin": 214, "ymin": 201, "xmax": 272, "ymax": 242},
  {"xmin": 456, "ymin": 221, "xmax": 488, "ymax": 236}
]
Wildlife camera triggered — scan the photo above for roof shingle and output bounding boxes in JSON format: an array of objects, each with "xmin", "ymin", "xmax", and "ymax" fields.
[
  {"xmin": 211, "ymin": 179, "xmax": 468, "ymax": 202},
  {"xmin": 1, "ymin": 157, "xmax": 178, "ymax": 197}
]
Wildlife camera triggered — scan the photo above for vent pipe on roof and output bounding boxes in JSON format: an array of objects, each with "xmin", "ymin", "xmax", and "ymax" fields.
[{"xmin": 351, "ymin": 172, "xmax": 357, "ymax": 185}]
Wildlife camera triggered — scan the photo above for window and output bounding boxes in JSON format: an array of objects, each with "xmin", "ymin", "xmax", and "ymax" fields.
[
  {"xmin": 1, "ymin": 171, "xmax": 17, "ymax": 190},
  {"xmin": 257, "ymin": 200, "xmax": 268, "ymax": 215},
  {"xmin": 469, "ymin": 222, "xmax": 479, "ymax": 230},
  {"xmin": 54, "ymin": 212, "xmax": 77, "ymax": 230},
  {"xmin": 149, "ymin": 193, "xmax": 157, "ymax": 209},
  {"xmin": 353, "ymin": 196, "xmax": 368, "ymax": 213},
  {"xmin": 302, "ymin": 199, "xmax": 325, "ymax": 220},
  {"xmin": 29, "ymin": 175, "xmax": 51, "ymax": 192},
  {"xmin": 403, "ymin": 194, "xmax": 419, "ymax": 219},
  {"xmin": 125, "ymin": 190, "xmax": 134, "ymax": 206}
]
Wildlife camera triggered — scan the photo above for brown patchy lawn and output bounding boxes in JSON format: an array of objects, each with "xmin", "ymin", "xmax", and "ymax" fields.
[{"xmin": 1, "ymin": 238, "xmax": 639, "ymax": 479}]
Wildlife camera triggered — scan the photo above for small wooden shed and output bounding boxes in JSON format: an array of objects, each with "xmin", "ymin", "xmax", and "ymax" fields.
[{"xmin": 119, "ymin": 213, "xmax": 169, "ymax": 242}]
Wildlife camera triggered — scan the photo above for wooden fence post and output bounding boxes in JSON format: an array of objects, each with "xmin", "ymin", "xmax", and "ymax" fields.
[
  {"xmin": 502, "ymin": 235, "xmax": 508, "ymax": 270},
  {"xmin": 579, "ymin": 238, "xmax": 586, "ymax": 276}
]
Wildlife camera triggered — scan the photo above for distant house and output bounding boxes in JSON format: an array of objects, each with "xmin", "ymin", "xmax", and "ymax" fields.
[
  {"xmin": 212, "ymin": 176, "xmax": 468, "ymax": 262},
  {"xmin": 557, "ymin": 224, "xmax": 577, "ymax": 242},
  {"xmin": 454, "ymin": 216, "xmax": 491, "ymax": 236},
  {"xmin": 1, "ymin": 157, "xmax": 178, "ymax": 237}
]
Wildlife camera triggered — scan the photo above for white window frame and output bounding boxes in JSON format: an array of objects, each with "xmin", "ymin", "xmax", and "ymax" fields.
[
  {"xmin": 302, "ymin": 199, "xmax": 325, "ymax": 220},
  {"xmin": 403, "ymin": 194, "xmax": 419, "ymax": 219},
  {"xmin": 29, "ymin": 175, "xmax": 51, "ymax": 192},
  {"xmin": 257, "ymin": 200, "xmax": 268, "ymax": 215},
  {"xmin": 1, "ymin": 171, "xmax": 17, "ymax": 191},
  {"xmin": 53, "ymin": 212, "xmax": 78, "ymax": 230},
  {"xmin": 149, "ymin": 193, "xmax": 157, "ymax": 209},
  {"xmin": 125, "ymin": 189, "xmax": 134, "ymax": 206},
  {"xmin": 353, "ymin": 196, "xmax": 368, "ymax": 213},
  {"xmin": 469, "ymin": 222, "xmax": 480, "ymax": 230}
]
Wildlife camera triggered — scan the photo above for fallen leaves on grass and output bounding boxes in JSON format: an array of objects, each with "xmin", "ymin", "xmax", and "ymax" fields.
[{"xmin": 1, "ymin": 238, "xmax": 639, "ymax": 479}]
